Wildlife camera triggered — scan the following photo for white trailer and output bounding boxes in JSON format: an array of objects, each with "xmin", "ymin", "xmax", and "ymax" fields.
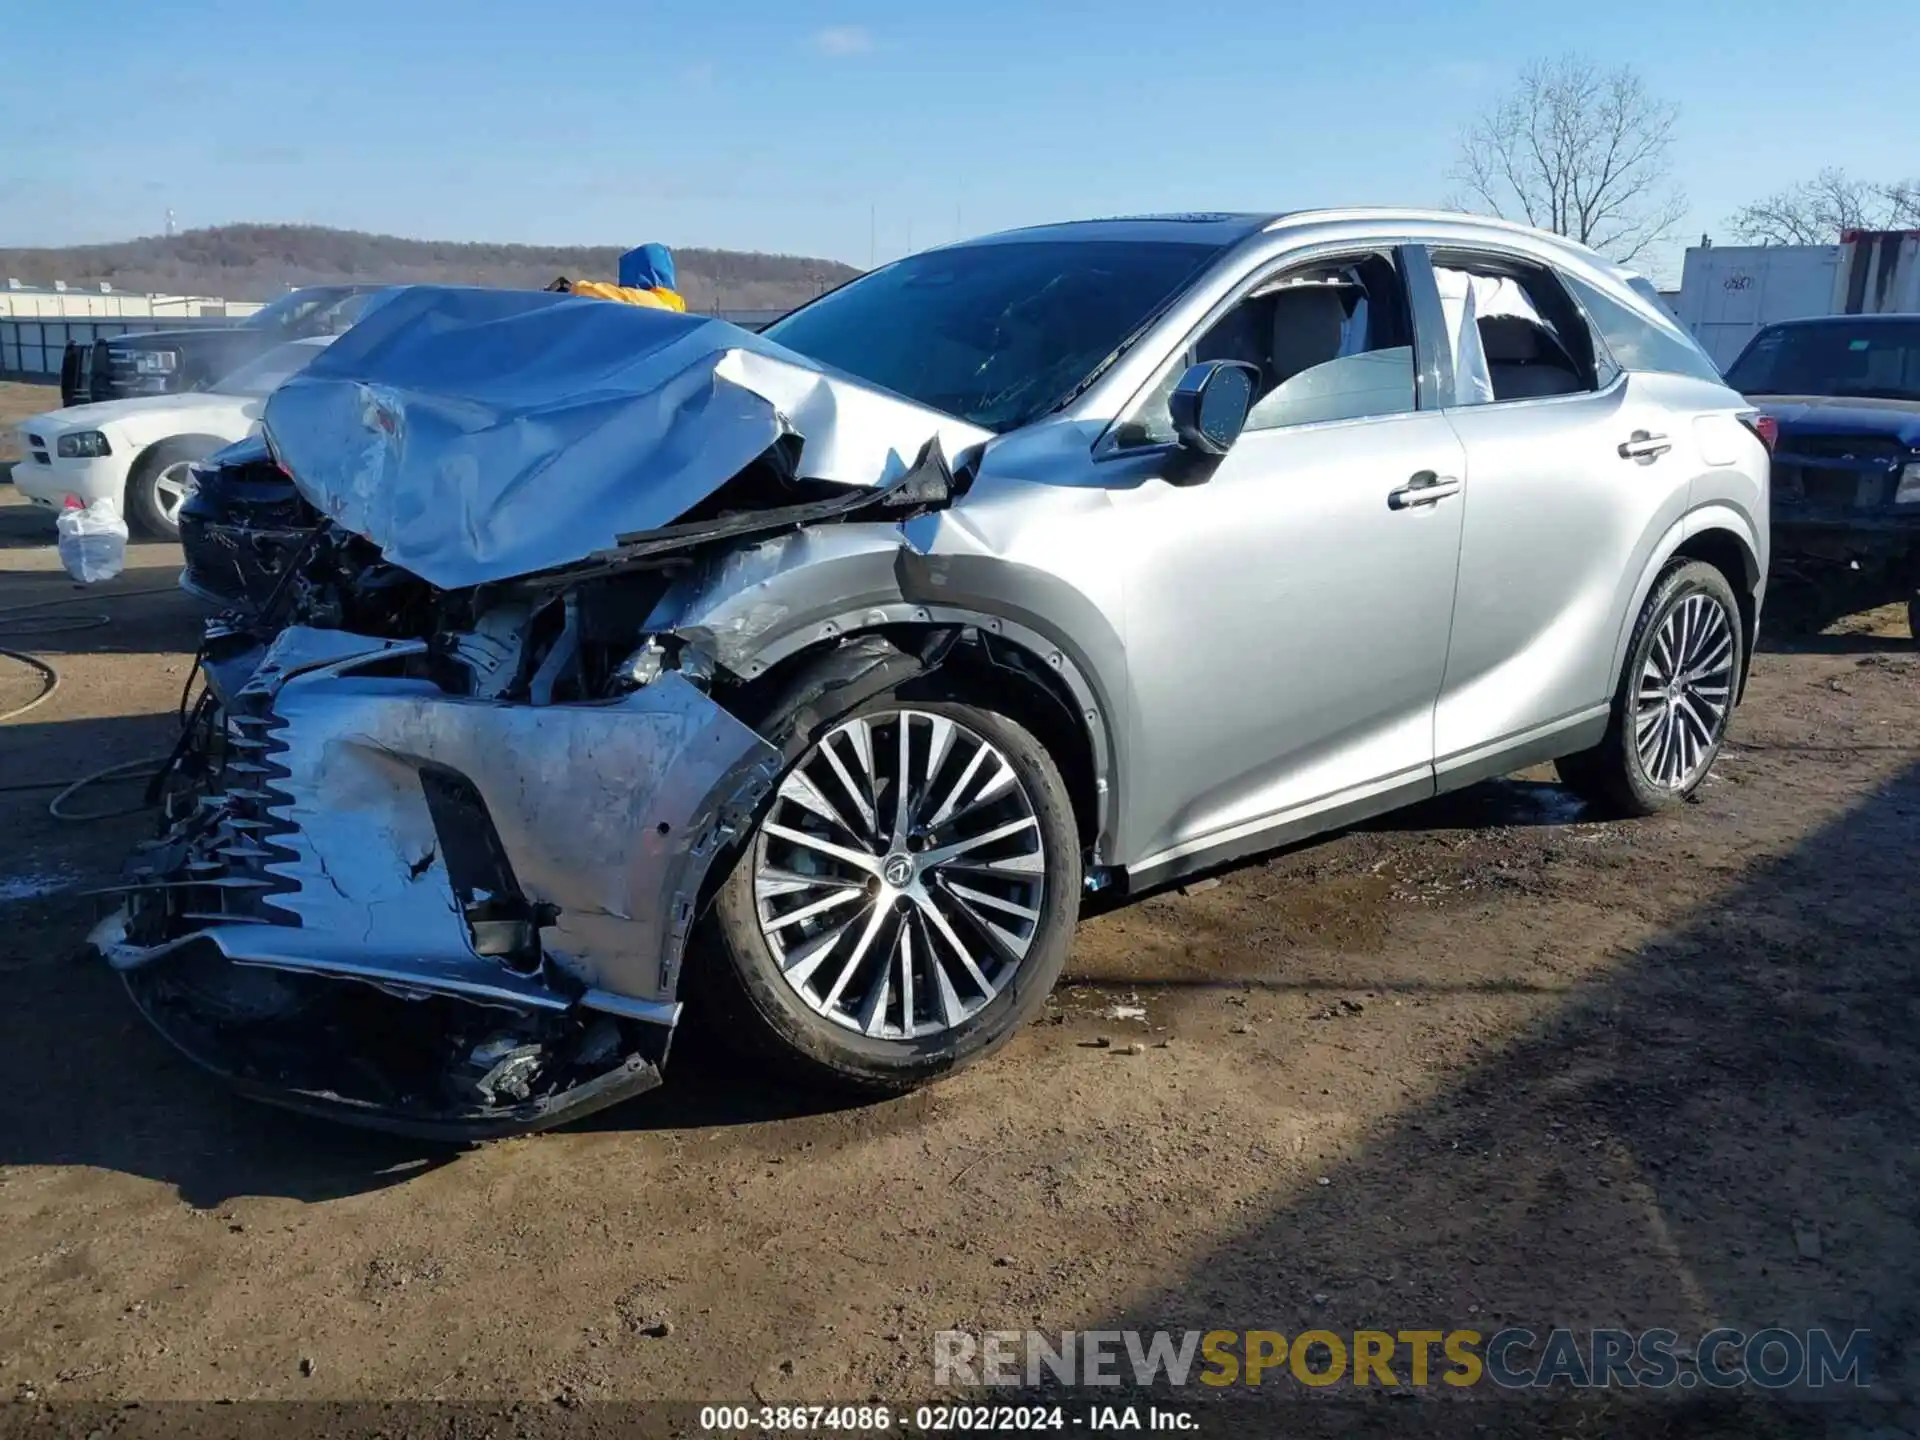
[{"xmin": 1673, "ymin": 230, "xmax": 1920, "ymax": 370}]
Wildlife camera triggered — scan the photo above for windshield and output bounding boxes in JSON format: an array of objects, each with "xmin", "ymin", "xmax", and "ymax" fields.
[
  {"xmin": 242, "ymin": 287, "xmax": 372, "ymax": 333},
  {"xmin": 243, "ymin": 289, "xmax": 336, "ymax": 331},
  {"xmin": 1726, "ymin": 320, "xmax": 1920, "ymax": 402},
  {"xmin": 762, "ymin": 239, "xmax": 1226, "ymax": 431},
  {"xmin": 214, "ymin": 342, "xmax": 325, "ymax": 397},
  {"xmin": 323, "ymin": 291, "xmax": 378, "ymax": 330}
]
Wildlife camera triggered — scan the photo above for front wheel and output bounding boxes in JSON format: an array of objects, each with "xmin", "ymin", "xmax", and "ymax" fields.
[
  {"xmin": 1557, "ymin": 559, "xmax": 1743, "ymax": 817},
  {"xmin": 125, "ymin": 439, "xmax": 213, "ymax": 540},
  {"xmin": 702, "ymin": 693, "xmax": 1082, "ymax": 1094}
]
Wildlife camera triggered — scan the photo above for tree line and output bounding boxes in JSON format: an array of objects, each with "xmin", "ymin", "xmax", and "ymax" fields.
[{"xmin": 0, "ymin": 224, "xmax": 861, "ymax": 310}]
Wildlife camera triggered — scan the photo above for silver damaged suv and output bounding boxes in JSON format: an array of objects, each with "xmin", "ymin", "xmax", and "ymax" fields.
[{"xmin": 103, "ymin": 210, "xmax": 1768, "ymax": 1137}]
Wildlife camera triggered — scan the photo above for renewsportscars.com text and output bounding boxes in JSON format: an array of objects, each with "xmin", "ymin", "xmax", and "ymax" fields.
[{"xmin": 934, "ymin": 1327, "xmax": 1875, "ymax": 1391}]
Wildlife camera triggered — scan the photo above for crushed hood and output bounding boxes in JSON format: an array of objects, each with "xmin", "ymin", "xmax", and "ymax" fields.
[{"xmin": 262, "ymin": 285, "xmax": 993, "ymax": 589}]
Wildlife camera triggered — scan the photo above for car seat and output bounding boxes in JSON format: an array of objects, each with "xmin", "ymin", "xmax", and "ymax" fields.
[{"xmin": 1479, "ymin": 315, "xmax": 1586, "ymax": 399}]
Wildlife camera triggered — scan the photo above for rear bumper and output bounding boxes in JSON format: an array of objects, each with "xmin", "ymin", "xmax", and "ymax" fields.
[{"xmin": 99, "ymin": 624, "xmax": 781, "ymax": 1136}]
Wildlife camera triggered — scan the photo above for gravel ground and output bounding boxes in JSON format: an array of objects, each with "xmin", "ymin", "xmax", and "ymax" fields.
[{"xmin": 2, "ymin": 441, "xmax": 1917, "ymax": 1438}]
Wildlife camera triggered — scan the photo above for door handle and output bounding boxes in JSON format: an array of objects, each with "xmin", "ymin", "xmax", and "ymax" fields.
[
  {"xmin": 1387, "ymin": 470, "xmax": 1462, "ymax": 510},
  {"xmin": 1618, "ymin": 430, "xmax": 1671, "ymax": 462}
]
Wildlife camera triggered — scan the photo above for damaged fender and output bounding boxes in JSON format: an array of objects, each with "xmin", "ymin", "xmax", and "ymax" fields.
[{"xmin": 639, "ymin": 502, "xmax": 1131, "ymax": 864}]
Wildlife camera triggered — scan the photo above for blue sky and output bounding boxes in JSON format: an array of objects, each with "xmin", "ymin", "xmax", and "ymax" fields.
[{"xmin": 4, "ymin": 0, "xmax": 1914, "ymax": 281}]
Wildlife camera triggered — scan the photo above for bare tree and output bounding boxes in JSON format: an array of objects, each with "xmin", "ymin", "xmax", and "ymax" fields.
[
  {"xmin": 1450, "ymin": 55, "xmax": 1687, "ymax": 265},
  {"xmin": 1726, "ymin": 168, "xmax": 1911, "ymax": 244},
  {"xmin": 1879, "ymin": 178, "xmax": 1920, "ymax": 228}
]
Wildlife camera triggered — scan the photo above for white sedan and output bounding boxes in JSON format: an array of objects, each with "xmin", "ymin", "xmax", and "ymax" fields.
[{"xmin": 12, "ymin": 337, "xmax": 332, "ymax": 539}]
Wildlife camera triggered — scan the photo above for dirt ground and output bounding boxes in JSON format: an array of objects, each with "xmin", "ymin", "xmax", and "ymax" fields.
[{"xmin": 2, "ymin": 388, "xmax": 1917, "ymax": 1436}]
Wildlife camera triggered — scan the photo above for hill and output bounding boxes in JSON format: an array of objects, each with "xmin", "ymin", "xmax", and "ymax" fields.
[{"xmin": 0, "ymin": 224, "xmax": 861, "ymax": 312}]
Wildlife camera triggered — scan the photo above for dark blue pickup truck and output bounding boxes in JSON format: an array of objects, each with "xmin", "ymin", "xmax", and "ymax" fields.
[{"xmin": 1726, "ymin": 314, "xmax": 1920, "ymax": 636}]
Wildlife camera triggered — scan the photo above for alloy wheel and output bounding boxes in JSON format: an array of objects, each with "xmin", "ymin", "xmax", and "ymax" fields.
[
  {"xmin": 1634, "ymin": 592, "xmax": 1735, "ymax": 790},
  {"xmin": 153, "ymin": 461, "xmax": 197, "ymax": 526},
  {"xmin": 752, "ymin": 709, "xmax": 1047, "ymax": 1039}
]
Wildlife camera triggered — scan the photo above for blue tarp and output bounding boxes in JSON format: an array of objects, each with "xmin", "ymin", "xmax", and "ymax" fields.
[{"xmin": 619, "ymin": 243, "xmax": 678, "ymax": 292}]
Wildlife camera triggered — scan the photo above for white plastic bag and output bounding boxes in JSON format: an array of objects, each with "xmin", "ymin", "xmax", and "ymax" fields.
[{"xmin": 56, "ymin": 496, "xmax": 129, "ymax": 584}]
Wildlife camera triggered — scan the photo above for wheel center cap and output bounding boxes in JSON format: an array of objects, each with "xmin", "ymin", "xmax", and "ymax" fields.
[{"xmin": 882, "ymin": 853, "xmax": 916, "ymax": 887}]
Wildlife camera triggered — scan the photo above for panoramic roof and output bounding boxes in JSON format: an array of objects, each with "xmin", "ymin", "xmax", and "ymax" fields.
[{"xmin": 952, "ymin": 213, "xmax": 1281, "ymax": 249}]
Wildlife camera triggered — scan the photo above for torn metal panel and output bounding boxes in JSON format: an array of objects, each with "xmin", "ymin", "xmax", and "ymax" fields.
[
  {"xmin": 635, "ymin": 487, "xmax": 1130, "ymax": 860},
  {"xmin": 114, "ymin": 940, "xmax": 668, "ymax": 1142},
  {"xmin": 108, "ymin": 625, "xmax": 782, "ymax": 1011},
  {"xmin": 262, "ymin": 286, "xmax": 992, "ymax": 588},
  {"xmin": 92, "ymin": 906, "xmax": 571, "ymax": 1012}
]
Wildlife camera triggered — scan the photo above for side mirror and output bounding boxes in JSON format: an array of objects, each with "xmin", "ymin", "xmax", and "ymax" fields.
[{"xmin": 1169, "ymin": 360, "xmax": 1257, "ymax": 457}]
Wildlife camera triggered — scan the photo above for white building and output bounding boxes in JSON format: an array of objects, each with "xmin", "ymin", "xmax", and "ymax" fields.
[
  {"xmin": 0, "ymin": 283, "xmax": 264, "ymax": 380},
  {"xmin": 1672, "ymin": 230, "xmax": 1920, "ymax": 370}
]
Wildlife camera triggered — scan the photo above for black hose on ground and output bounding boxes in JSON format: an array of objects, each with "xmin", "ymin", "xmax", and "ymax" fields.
[{"xmin": 0, "ymin": 585, "xmax": 195, "ymax": 820}]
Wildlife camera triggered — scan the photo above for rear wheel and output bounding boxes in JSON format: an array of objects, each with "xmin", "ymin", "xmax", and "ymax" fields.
[
  {"xmin": 1557, "ymin": 559, "xmax": 1742, "ymax": 816},
  {"xmin": 702, "ymin": 689, "xmax": 1081, "ymax": 1094},
  {"xmin": 125, "ymin": 439, "xmax": 213, "ymax": 539}
]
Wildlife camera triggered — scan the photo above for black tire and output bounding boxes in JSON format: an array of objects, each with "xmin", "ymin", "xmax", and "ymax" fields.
[
  {"xmin": 125, "ymin": 439, "xmax": 214, "ymax": 540},
  {"xmin": 697, "ymin": 685, "xmax": 1082, "ymax": 1095},
  {"xmin": 1907, "ymin": 591, "xmax": 1919, "ymax": 642},
  {"xmin": 1557, "ymin": 559, "xmax": 1743, "ymax": 818}
]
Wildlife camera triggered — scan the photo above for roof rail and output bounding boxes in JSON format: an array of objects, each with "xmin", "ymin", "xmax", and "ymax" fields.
[{"xmin": 1263, "ymin": 208, "xmax": 1615, "ymax": 265}]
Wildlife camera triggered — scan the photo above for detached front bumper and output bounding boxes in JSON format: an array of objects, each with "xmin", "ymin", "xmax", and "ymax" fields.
[{"xmin": 98, "ymin": 625, "xmax": 780, "ymax": 1139}]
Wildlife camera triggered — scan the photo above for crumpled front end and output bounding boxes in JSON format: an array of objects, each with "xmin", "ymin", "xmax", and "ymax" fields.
[
  {"xmin": 99, "ymin": 624, "xmax": 780, "ymax": 1139},
  {"xmin": 104, "ymin": 284, "xmax": 994, "ymax": 1136}
]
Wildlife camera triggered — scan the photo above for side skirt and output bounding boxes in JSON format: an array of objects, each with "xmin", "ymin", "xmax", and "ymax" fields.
[
  {"xmin": 1121, "ymin": 770, "xmax": 1435, "ymax": 898},
  {"xmin": 1434, "ymin": 708, "xmax": 1610, "ymax": 796}
]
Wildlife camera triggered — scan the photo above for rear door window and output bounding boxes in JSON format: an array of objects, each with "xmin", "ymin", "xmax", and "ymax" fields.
[
  {"xmin": 1559, "ymin": 271, "xmax": 1725, "ymax": 384},
  {"xmin": 1428, "ymin": 250, "xmax": 1607, "ymax": 405}
]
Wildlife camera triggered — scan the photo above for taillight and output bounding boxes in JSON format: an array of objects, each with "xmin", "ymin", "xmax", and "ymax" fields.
[{"xmin": 1739, "ymin": 412, "xmax": 1778, "ymax": 452}]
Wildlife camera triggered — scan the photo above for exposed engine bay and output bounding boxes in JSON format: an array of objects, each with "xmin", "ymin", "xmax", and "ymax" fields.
[{"xmin": 98, "ymin": 286, "xmax": 996, "ymax": 1138}]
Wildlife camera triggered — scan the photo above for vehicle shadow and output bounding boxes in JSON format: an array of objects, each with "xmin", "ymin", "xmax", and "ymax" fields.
[
  {"xmin": 0, "ymin": 765, "xmax": 1679, "ymax": 1215},
  {"xmin": 0, "ymin": 709, "xmax": 189, "ymax": 798},
  {"xmin": 1057, "ymin": 759, "xmax": 1920, "ymax": 1437},
  {"xmin": 575, "ymin": 1017, "xmax": 876, "ymax": 1134},
  {"xmin": 1759, "ymin": 575, "xmax": 1916, "ymax": 653},
  {"xmin": 0, "ymin": 758, "xmax": 1615, "ymax": 1209},
  {"xmin": 1361, "ymin": 776, "xmax": 1593, "ymax": 833},
  {"xmin": 0, "ymin": 947, "xmax": 870, "ymax": 1210},
  {"xmin": 1759, "ymin": 630, "xmax": 1918, "ymax": 656},
  {"xmin": 0, "ymin": 705, "xmax": 878, "ymax": 1207},
  {"xmin": 2, "ymin": 488, "xmax": 78, "ymax": 552},
  {"xmin": 1051, "ymin": 973, "xmax": 1565, "ymax": 1001},
  {"xmin": 0, "ymin": 559, "xmax": 209, "ymax": 658},
  {"xmin": 1092, "ymin": 778, "xmax": 1601, "ymax": 918}
]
